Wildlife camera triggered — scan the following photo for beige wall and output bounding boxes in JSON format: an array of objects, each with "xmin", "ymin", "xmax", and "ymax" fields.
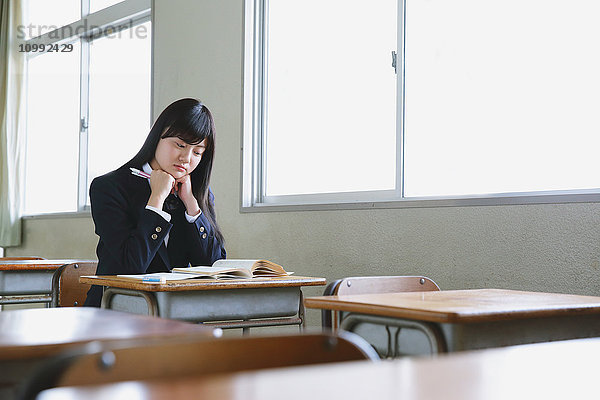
[
  {"xmin": 7, "ymin": 0, "xmax": 600, "ymax": 326},
  {"xmin": 7, "ymin": 215, "xmax": 96, "ymax": 259}
]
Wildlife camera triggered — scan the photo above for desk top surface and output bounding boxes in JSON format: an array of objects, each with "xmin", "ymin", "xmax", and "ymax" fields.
[
  {"xmin": 80, "ymin": 275, "xmax": 326, "ymax": 292},
  {"xmin": 304, "ymin": 288, "xmax": 600, "ymax": 323},
  {"xmin": 35, "ymin": 337, "xmax": 600, "ymax": 400},
  {"xmin": 0, "ymin": 259, "xmax": 93, "ymax": 271},
  {"xmin": 0, "ymin": 307, "xmax": 213, "ymax": 360}
]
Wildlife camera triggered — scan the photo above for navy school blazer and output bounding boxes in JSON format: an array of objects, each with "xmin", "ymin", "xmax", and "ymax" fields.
[{"xmin": 84, "ymin": 165, "xmax": 226, "ymax": 307}]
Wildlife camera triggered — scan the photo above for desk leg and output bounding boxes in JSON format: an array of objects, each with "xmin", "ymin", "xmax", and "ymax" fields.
[
  {"xmin": 340, "ymin": 314, "xmax": 448, "ymax": 355},
  {"xmin": 333, "ymin": 311, "xmax": 339, "ymax": 332},
  {"xmin": 101, "ymin": 288, "xmax": 159, "ymax": 317},
  {"xmin": 384, "ymin": 326, "xmax": 403, "ymax": 358},
  {"xmin": 298, "ymin": 291, "xmax": 305, "ymax": 332}
]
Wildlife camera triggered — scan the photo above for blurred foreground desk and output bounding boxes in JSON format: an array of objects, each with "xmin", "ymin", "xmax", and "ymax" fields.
[
  {"xmin": 305, "ymin": 288, "xmax": 600, "ymax": 353},
  {"xmin": 0, "ymin": 260, "xmax": 89, "ymax": 306},
  {"xmin": 81, "ymin": 275, "xmax": 326, "ymax": 331},
  {"xmin": 36, "ymin": 337, "xmax": 600, "ymax": 400},
  {"xmin": 0, "ymin": 307, "xmax": 215, "ymax": 399}
]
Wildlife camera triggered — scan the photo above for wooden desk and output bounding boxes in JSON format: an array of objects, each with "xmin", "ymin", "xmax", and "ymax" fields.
[
  {"xmin": 35, "ymin": 337, "xmax": 600, "ymax": 400},
  {"xmin": 81, "ymin": 275, "xmax": 326, "ymax": 331},
  {"xmin": 0, "ymin": 307, "xmax": 215, "ymax": 399},
  {"xmin": 304, "ymin": 288, "xmax": 600, "ymax": 353},
  {"xmin": 0, "ymin": 260, "xmax": 91, "ymax": 305}
]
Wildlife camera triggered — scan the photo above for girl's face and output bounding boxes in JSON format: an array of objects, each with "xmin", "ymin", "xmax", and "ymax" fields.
[{"xmin": 150, "ymin": 136, "xmax": 207, "ymax": 178}]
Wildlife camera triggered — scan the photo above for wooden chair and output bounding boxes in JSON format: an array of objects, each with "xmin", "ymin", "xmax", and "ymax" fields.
[
  {"xmin": 18, "ymin": 331, "xmax": 379, "ymax": 400},
  {"xmin": 322, "ymin": 275, "xmax": 440, "ymax": 357},
  {"xmin": 51, "ymin": 262, "xmax": 98, "ymax": 307},
  {"xmin": 0, "ymin": 256, "xmax": 45, "ymax": 260}
]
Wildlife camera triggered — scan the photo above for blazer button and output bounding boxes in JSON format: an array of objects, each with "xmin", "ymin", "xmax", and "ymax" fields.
[
  {"xmin": 199, "ymin": 226, "xmax": 205, "ymax": 232},
  {"xmin": 151, "ymin": 233, "xmax": 158, "ymax": 240},
  {"xmin": 155, "ymin": 227, "xmax": 162, "ymax": 233},
  {"xmin": 202, "ymin": 233, "xmax": 207, "ymax": 239}
]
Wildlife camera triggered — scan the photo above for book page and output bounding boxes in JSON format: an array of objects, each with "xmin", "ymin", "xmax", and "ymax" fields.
[
  {"xmin": 173, "ymin": 260, "xmax": 290, "ymax": 278},
  {"xmin": 252, "ymin": 260, "xmax": 288, "ymax": 275},
  {"xmin": 213, "ymin": 259, "xmax": 289, "ymax": 275},
  {"xmin": 172, "ymin": 265, "xmax": 253, "ymax": 278},
  {"xmin": 212, "ymin": 259, "xmax": 259, "ymax": 270}
]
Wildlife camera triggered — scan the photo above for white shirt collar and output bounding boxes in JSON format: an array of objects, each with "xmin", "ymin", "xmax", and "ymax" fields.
[{"xmin": 142, "ymin": 162, "xmax": 152, "ymax": 176}]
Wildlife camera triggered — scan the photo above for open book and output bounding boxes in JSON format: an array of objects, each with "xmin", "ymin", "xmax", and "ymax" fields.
[
  {"xmin": 116, "ymin": 259, "xmax": 291, "ymax": 282},
  {"xmin": 173, "ymin": 259, "xmax": 291, "ymax": 279}
]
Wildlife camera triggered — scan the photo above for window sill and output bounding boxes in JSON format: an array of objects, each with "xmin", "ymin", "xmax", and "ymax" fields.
[
  {"xmin": 22, "ymin": 211, "xmax": 92, "ymax": 220},
  {"xmin": 241, "ymin": 191, "xmax": 600, "ymax": 213}
]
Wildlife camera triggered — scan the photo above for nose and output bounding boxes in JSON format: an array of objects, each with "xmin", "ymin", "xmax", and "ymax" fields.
[{"xmin": 179, "ymin": 148, "xmax": 192, "ymax": 163}]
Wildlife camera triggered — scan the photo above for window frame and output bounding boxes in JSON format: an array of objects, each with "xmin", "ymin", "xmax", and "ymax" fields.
[
  {"xmin": 242, "ymin": 0, "xmax": 600, "ymax": 212},
  {"xmin": 23, "ymin": 0, "xmax": 152, "ymax": 216}
]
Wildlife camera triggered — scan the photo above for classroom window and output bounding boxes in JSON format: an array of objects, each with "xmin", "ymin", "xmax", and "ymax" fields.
[
  {"xmin": 23, "ymin": 0, "xmax": 151, "ymax": 215},
  {"xmin": 403, "ymin": 0, "xmax": 600, "ymax": 198},
  {"xmin": 263, "ymin": 0, "xmax": 397, "ymax": 197},
  {"xmin": 243, "ymin": 0, "xmax": 600, "ymax": 209},
  {"xmin": 87, "ymin": 21, "xmax": 151, "ymax": 207},
  {"xmin": 25, "ymin": 44, "xmax": 81, "ymax": 214}
]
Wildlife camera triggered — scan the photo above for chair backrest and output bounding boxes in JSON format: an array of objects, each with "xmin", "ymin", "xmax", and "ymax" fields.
[
  {"xmin": 18, "ymin": 331, "xmax": 379, "ymax": 399},
  {"xmin": 0, "ymin": 256, "xmax": 45, "ymax": 260},
  {"xmin": 335, "ymin": 275, "xmax": 440, "ymax": 296},
  {"xmin": 51, "ymin": 262, "xmax": 98, "ymax": 307},
  {"xmin": 322, "ymin": 276, "xmax": 440, "ymax": 328}
]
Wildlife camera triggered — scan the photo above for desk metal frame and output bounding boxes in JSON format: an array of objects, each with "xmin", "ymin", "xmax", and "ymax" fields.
[
  {"xmin": 89, "ymin": 276, "xmax": 325, "ymax": 334},
  {"xmin": 101, "ymin": 287, "xmax": 306, "ymax": 333},
  {"xmin": 309, "ymin": 289, "xmax": 600, "ymax": 357},
  {"xmin": 339, "ymin": 311, "xmax": 600, "ymax": 355},
  {"xmin": 0, "ymin": 270, "xmax": 56, "ymax": 305},
  {"xmin": 339, "ymin": 313, "xmax": 447, "ymax": 356},
  {"xmin": 0, "ymin": 261, "xmax": 86, "ymax": 306}
]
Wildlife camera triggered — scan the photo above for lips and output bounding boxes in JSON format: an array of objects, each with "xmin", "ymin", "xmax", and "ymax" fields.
[{"xmin": 174, "ymin": 165, "xmax": 186, "ymax": 173}]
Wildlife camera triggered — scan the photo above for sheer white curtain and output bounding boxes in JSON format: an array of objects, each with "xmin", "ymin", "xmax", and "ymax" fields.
[{"xmin": 0, "ymin": 0, "xmax": 26, "ymax": 246}]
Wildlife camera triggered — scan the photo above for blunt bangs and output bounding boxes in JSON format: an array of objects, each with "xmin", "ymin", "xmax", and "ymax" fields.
[{"xmin": 160, "ymin": 104, "xmax": 214, "ymax": 146}]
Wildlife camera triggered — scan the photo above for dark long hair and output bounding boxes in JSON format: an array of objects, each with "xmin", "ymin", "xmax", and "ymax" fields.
[{"xmin": 127, "ymin": 98, "xmax": 224, "ymax": 244}]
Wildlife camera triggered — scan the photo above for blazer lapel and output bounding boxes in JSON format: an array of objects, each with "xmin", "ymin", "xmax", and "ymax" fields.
[{"xmin": 128, "ymin": 169, "xmax": 171, "ymax": 270}]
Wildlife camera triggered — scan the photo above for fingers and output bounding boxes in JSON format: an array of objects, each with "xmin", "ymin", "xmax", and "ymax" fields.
[
  {"xmin": 175, "ymin": 175, "xmax": 190, "ymax": 184},
  {"xmin": 150, "ymin": 170, "xmax": 176, "ymax": 198}
]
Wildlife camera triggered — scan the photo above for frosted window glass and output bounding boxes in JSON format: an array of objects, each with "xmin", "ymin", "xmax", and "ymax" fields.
[
  {"xmin": 25, "ymin": 43, "xmax": 81, "ymax": 214},
  {"xmin": 25, "ymin": 0, "xmax": 80, "ymax": 38},
  {"xmin": 90, "ymin": 0, "xmax": 125, "ymax": 13},
  {"xmin": 264, "ymin": 0, "xmax": 397, "ymax": 196},
  {"xmin": 403, "ymin": 0, "xmax": 600, "ymax": 197},
  {"xmin": 87, "ymin": 22, "xmax": 151, "ymax": 206}
]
